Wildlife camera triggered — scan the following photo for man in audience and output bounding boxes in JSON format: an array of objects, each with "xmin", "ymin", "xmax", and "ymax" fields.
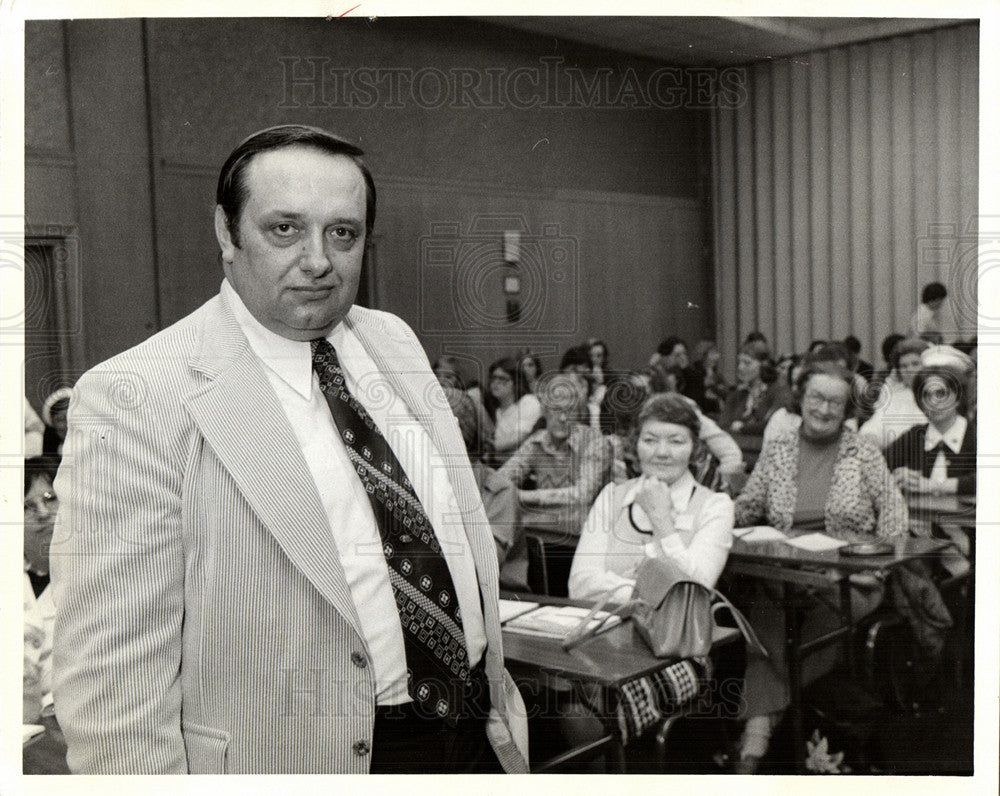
[
  {"xmin": 908, "ymin": 281, "xmax": 952, "ymax": 343},
  {"xmin": 51, "ymin": 124, "xmax": 528, "ymax": 775},
  {"xmin": 499, "ymin": 372, "xmax": 613, "ymax": 536},
  {"xmin": 843, "ymin": 335, "xmax": 874, "ymax": 381}
]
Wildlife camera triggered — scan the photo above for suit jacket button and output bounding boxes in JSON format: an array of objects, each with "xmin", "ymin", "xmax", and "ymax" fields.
[
  {"xmin": 351, "ymin": 651, "xmax": 368, "ymax": 669},
  {"xmin": 352, "ymin": 740, "xmax": 371, "ymax": 756}
]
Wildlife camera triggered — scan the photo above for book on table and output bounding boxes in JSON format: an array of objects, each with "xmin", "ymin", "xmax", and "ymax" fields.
[{"xmin": 502, "ymin": 604, "xmax": 623, "ymax": 639}]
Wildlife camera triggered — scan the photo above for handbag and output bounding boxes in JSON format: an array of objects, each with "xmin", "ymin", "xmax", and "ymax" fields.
[{"xmin": 563, "ymin": 555, "xmax": 766, "ymax": 659}]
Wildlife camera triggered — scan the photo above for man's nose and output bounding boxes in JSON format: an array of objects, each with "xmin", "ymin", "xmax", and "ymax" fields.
[{"xmin": 299, "ymin": 230, "xmax": 333, "ymax": 276}]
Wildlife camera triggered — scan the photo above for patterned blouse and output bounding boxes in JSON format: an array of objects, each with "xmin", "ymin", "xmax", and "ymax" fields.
[{"xmin": 733, "ymin": 429, "xmax": 908, "ymax": 540}]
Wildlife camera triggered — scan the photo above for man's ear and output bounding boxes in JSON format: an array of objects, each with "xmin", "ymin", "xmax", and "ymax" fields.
[{"xmin": 214, "ymin": 205, "xmax": 237, "ymax": 264}]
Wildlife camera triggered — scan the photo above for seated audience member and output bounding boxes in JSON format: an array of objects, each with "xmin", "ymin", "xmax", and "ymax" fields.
[
  {"xmin": 517, "ymin": 352, "xmax": 543, "ymax": 395},
  {"xmin": 41, "ymin": 387, "xmax": 72, "ymax": 458},
  {"xmin": 691, "ymin": 339, "xmax": 728, "ymax": 415},
  {"xmin": 24, "ymin": 456, "xmax": 60, "ymax": 723},
  {"xmin": 498, "ymin": 372, "xmax": 612, "ymax": 534},
  {"xmin": 569, "ymin": 393, "xmax": 734, "ymax": 600},
  {"xmin": 843, "ymin": 335, "xmax": 874, "ymax": 381},
  {"xmin": 25, "ymin": 397, "xmax": 45, "ymax": 457},
  {"xmin": 598, "ymin": 372, "xmax": 650, "ymax": 483},
  {"xmin": 432, "ymin": 355, "xmax": 466, "ymax": 389},
  {"xmin": 654, "ymin": 336, "xmax": 705, "ymax": 408},
  {"xmin": 884, "ymin": 346, "xmax": 976, "ymax": 497},
  {"xmin": 858, "ymin": 337, "xmax": 930, "ymax": 448},
  {"xmin": 559, "ymin": 345, "xmax": 601, "ymax": 427},
  {"xmin": 909, "ymin": 281, "xmax": 950, "ymax": 344},
  {"xmin": 719, "ymin": 344, "xmax": 790, "ymax": 437},
  {"xmin": 485, "ymin": 357, "xmax": 542, "ymax": 464},
  {"xmin": 585, "ymin": 338, "xmax": 608, "ymax": 387},
  {"xmin": 443, "ymin": 387, "xmax": 527, "ymax": 591},
  {"xmin": 743, "ymin": 331, "xmax": 771, "ymax": 358},
  {"xmin": 764, "ymin": 343, "xmax": 869, "ymax": 441},
  {"xmin": 732, "ymin": 360, "xmax": 909, "ymax": 771},
  {"xmin": 640, "ymin": 365, "xmax": 745, "ymax": 490}
]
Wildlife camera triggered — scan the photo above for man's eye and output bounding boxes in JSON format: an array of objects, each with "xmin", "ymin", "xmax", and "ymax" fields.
[
  {"xmin": 272, "ymin": 223, "xmax": 297, "ymax": 236},
  {"xmin": 330, "ymin": 226, "xmax": 356, "ymax": 240}
]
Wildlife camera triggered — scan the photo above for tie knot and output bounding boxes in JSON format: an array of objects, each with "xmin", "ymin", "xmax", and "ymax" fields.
[{"xmin": 311, "ymin": 336, "xmax": 338, "ymax": 363}]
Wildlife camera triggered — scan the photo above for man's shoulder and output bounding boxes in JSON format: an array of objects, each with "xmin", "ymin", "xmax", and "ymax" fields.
[
  {"xmin": 346, "ymin": 305, "xmax": 418, "ymax": 345},
  {"xmin": 75, "ymin": 295, "xmax": 225, "ymax": 398}
]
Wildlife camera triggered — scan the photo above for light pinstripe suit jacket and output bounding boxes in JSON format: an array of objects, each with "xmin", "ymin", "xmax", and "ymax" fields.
[{"xmin": 51, "ymin": 289, "xmax": 529, "ymax": 774}]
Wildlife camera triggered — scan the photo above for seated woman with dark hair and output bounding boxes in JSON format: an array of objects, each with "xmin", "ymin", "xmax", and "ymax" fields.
[
  {"xmin": 731, "ymin": 360, "xmax": 909, "ymax": 771},
  {"xmin": 484, "ymin": 357, "xmax": 542, "ymax": 463},
  {"xmin": 718, "ymin": 343, "xmax": 790, "ymax": 437},
  {"xmin": 885, "ymin": 346, "xmax": 975, "ymax": 496},
  {"xmin": 569, "ymin": 393, "xmax": 734, "ymax": 599}
]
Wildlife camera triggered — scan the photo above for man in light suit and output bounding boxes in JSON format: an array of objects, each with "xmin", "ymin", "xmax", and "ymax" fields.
[{"xmin": 51, "ymin": 125, "xmax": 529, "ymax": 774}]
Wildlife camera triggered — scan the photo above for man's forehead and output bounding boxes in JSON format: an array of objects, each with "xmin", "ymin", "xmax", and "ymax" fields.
[{"xmin": 242, "ymin": 146, "xmax": 366, "ymax": 202}]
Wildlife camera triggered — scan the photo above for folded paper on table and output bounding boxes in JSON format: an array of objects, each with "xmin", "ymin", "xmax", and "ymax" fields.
[
  {"xmin": 498, "ymin": 598, "xmax": 540, "ymax": 624},
  {"xmin": 784, "ymin": 532, "xmax": 849, "ymax": 552},
  {"xmin": 734, "ymin": 526, "xmax": 788, "ymax": 543},
  {"xmin": 504, "ymin": 604, "xmax": 623, "ymax": 639}
]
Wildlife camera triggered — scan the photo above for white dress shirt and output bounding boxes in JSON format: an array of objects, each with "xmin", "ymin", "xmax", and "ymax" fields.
[
  {"xmin": 569, "ymin": 470, "xmax": 734, "ymax": 599},
  {"xmin": 925, "ymin": 415, "xmax": 968, "ymax": 488},
  {"xmin": 223, "ymin": 281, "xmax": 486, "ymax": 704}
]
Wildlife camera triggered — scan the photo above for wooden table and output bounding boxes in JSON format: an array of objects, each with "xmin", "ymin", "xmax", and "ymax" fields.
[
  {"xmin": 725, "ymin": 532, "xmax": 950, "ymax": 770},
  {"xmin": 500, "ymin": 593, "xmax": 739, "ymax": 771}
]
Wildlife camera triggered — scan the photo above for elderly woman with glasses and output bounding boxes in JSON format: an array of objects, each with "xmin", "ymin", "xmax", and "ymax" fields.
[
  {"xmin": 729, "ymin": 360, "xmax": 909, "ymax": 771},
  {"xmin": 884, "ymin": 346, "xmax": 976, "ymax": 497}
]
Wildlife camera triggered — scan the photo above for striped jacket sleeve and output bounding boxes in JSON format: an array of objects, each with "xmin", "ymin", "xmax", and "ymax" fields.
[{"xmin": 51, "ymin": 364, "xmax": 188, "ymax": 773}]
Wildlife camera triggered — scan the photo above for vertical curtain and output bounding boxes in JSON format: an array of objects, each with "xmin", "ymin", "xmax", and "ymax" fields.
[{"xmin": 712, "ymin": 22, "xmax": 978, "ymax": 374}]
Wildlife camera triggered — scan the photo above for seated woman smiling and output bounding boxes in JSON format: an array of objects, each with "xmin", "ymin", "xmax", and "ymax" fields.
[
  {"xmin": 569, "ymin": 393, "xmax": 735, "ymax": 600},
  {"xmin": 731, "ymin": 359, "xmax": 908, "ymax": 771}
]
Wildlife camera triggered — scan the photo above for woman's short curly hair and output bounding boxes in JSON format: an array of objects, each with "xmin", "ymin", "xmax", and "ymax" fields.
[
  {"xmin": 635, "ymin": 393, "xmax": 701, "ymax": 440},
  {"xmin": 790, "ymin": 359, "xmax": 856, "ymax": 418}
]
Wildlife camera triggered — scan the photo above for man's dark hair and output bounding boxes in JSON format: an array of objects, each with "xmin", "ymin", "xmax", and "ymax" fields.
[
  {"xmin": 881, "ymin": 333, "xmax": 906, "ymax": 365},
  {"xmin": 559, "ymin": 345, "xmax": 591, "ymax": 371},
  {"xmin": 216, "ymin": 124, "xmax": 377, "ymax": 247},
  {"xmin": 843, "ymin": 335, "xmax": 862, "ymax": 355},
  {"xmin": 656, "ymin": 336, "xmax": 687, "ymax": 358},
  {"xmin": 921, "ymin": 281, "xmax": 948, "ymax": 304},
  {"xmin": 25, "ymin": 456, "xmax": 59, "ymax": 496}
]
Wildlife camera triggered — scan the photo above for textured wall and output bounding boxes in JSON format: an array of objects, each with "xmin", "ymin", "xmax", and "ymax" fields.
[{"xmin": 712, "ymin": 22, "xmax": 978, "ymax": 375}]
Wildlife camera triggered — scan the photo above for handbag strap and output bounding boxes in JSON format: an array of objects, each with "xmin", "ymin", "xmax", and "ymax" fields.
[
  {"xmin": 709, "ymin": 588, "xmax": 768, "ymax": 657},
  {"xmin": 561, "ymin": 583, "xmax": 635, "ymax": 651}
]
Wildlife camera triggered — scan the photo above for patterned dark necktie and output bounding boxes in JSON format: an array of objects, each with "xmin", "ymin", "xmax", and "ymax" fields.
[{"xmin": 311, "ymin": 338, "xmax": 472, "ymax": 719}]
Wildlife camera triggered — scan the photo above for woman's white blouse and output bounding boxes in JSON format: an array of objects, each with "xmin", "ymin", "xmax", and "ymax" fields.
[
  {"xmin": 568, "ymin": 471, "xmax": 734, "ymax": 600},
  {"xmin": 493, "ymin": 393, "xmax": 543, "ymax": 453}
]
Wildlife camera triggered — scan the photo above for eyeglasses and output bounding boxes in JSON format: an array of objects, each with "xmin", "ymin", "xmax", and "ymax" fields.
[
  {"xmin": 24, "ymin": 490, "xmax": 57, "ymax": 521},
  {"xmin": 922, "ymin": 386, "xmax": 954, "ymax": 402},
  {"xmin": 803, "ymin": 391, "xmax": 848, "ymax": 412}
]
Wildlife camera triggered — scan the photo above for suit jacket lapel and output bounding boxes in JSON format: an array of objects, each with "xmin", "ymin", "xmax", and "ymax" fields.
[
  {"xmin": 345, "ymin": 310, "xmax": 501, "ymax": 596},
  {"xmin": 184, "ymin": 295, "xmax": 364, "ymax": 636}
]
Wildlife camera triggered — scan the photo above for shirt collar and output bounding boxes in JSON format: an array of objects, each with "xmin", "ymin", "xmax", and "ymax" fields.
[
  {"xmin": 622, "ymin": 469, "xmax": 697, "ymax": 511},
  {"xmin": 223, "ymin": 279, "xmax": 343, "ymax": 400},
  {"xmin": 925, "ymin": 415, "xmax": 967, "ymax": 454}
]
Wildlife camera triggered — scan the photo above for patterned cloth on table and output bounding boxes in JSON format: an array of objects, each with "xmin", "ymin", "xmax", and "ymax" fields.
[{"xmin": 615, "ymin": 656, "xmax": 712, "ymax": 745}]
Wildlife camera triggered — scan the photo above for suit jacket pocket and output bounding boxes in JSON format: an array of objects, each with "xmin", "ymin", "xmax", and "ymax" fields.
[{"xmin": 182, "ymin": 722, "xmax": 231, "ymax": 774}]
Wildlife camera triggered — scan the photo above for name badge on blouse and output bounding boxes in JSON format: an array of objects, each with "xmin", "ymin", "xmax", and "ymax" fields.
[{"xmin": 674, "ymin": 513, "xmax": 694, "ymax": 532}]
